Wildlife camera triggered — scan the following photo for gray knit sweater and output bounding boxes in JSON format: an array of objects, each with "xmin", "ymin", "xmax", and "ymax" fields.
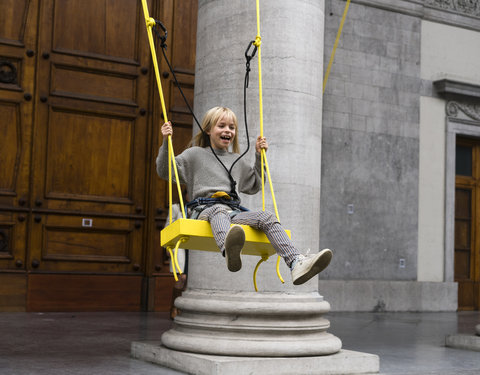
[{"xmin": 156, "ymin": 142, "xmax": 263, "ymax": 202}]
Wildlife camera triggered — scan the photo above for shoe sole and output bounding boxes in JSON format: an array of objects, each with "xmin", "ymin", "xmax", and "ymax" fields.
[
  {"xmin": 225, "ymin": 225, "xmax": 245, "ymax": 272},
  {"xmin": 293, "ymin": 249, "xmax": 332, "ymax": 285}
]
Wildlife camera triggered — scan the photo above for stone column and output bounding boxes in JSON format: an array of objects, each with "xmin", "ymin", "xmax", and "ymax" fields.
[
  {"xmin": 161, "ymin": 0, "xmax": 340, "ymax": 357},
  {"xmin": 132, "ymin": 1, "xmax": 380, "ymax": 372}
]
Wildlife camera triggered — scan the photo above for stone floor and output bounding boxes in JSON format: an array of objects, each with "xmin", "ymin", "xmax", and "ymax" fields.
[{"xmin": 1, "ymin": 311, "xmax": 479, "ymax": 375}]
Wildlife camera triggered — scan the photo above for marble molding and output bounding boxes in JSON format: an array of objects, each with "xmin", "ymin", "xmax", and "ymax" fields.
[
  {"xmin": 447, "ymin": 100, "xmax": 480, "ymax": 121},
  {"xmin": 425, "ymin": 0, "xmax": 480, "ymax": 16}
]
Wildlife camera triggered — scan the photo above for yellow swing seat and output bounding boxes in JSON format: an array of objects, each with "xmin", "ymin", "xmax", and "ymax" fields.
[{"xmin": 161, "ymin": 218, "xmax": 291, "ymax": 257}]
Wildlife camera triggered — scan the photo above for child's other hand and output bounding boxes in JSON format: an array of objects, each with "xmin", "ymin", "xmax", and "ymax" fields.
[
  {"xmin": 256, "ymin": 136, "xmax": 268, "ymax": 153},
  {"xmin": 161, "ymin": 121, "xmax": 173, "ymax": 139}
]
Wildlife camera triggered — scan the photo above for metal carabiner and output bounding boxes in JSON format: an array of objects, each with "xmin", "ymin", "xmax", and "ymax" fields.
[
  {"xmin": 245, "ymin": 40, "xmax": 258, "ymax": 63},
  {"xmin": 153, "ymin": 19, "xmax": 168, "ymax": 48}
]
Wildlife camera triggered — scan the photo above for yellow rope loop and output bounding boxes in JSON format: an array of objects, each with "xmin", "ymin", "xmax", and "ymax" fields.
[
  {"xmin": 166, "ymin": 247, "xmax": 178, "ymax": 281},
  {"xmin": 253, "ymin": 35, "xmax": 261, "ymax": 47},
  {"xmin": 276, "ymin": 255, "xmax": 285, "ymax": 284},
  {"xmin": 253, "ymin": 254, "xmax": 269, "ymax": 292},
  {"xmin": 173, "ymin": 237, "xmax": 188, "ymax": 275}
]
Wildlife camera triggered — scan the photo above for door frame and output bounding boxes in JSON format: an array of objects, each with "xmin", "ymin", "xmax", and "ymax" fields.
[{"xmin": 445, "ymin": 102, "xmax": 480, "ymax": 295}]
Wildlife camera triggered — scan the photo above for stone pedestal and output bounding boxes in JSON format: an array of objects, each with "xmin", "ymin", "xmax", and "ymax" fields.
[
  {"xmin": 161, "ymin": 290, "xmax": 341, "ymax": 357},
  {"xmin": 445, "ymin": 324, "xmax": 480, "ymax": 352},
  {"xmin": 131, "ymin": 289, "xmax": 379, "ymax": 373},
  {"xmin": 131, "ymin": 344, "xmax": 379, "ymax": 375}
]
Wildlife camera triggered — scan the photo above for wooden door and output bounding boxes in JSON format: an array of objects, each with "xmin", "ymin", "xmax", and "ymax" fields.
[
  {"xmin": 0, "ymin": 0, "xmax": 197, "ymax": 312},
  {"xmin": 0, "ymin": 0, "xmax": 39, "ymax": 310},
  {"xmin": 26, "ymin": 0, "xmax": 153, "ymax": 311},
  {"xmin": 455, "ymin": 137, "xmax": 480, "ymax": 310}
]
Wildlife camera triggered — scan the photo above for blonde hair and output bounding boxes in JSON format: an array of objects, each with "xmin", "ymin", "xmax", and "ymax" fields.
[{"xmin": 191, "ymin": 106, "xmax": 240, "ymax": 153}]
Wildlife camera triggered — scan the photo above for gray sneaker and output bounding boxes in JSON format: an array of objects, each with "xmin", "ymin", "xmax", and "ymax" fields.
[
  {"xmin": 225, "ymin": 225, "xmax": 245, "ymax": 272},
  {"xmin": 291, "ymin": 249, "xmax": 332, "ymax": 285}
]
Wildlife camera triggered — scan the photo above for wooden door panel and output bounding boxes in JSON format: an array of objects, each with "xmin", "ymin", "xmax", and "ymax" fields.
[
  {"xmin": 0, "ymin": 274, "xmax": 27, "ymax": 311},
  {"xmin": 44, "ymin": 110, "xmax": 134, "ymax": 202},
  {"xmin": 29, "ymin": 0, "xmax": 151, "ymax": 276},
  {"xmin": 52, "ymin": 0, "xmax": 138, "ymax": 61},
  {"xmin": 458, "ymin": 281, "xmax": 475, "ymax": 311},
  {"xmin": 0, "ymin": 0, "xmax": 31, "ymax": 45},
  {"xmin": 0, "ymin": 102, "xmax": 21, "ymax": 195},
  {"xmin": 50, "ymin": 63, "xmax": 138, "ymax": 106},
  {"xmin": 29, "ymin": 214, "xmax": 142, "ymax": 273},
  {"xmin": 0, "ymin": 211, "xmax": 27, "ymax": 270},
  {"xmin": 455, "ymin": 186, "xmax": 475, "ymax": 309},
  {"xmin": 27, "ymin": 274, "xmax": 142, "ymax": 311}
]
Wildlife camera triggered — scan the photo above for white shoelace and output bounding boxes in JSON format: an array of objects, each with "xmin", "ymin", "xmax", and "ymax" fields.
[{"xmin": 291, "ymin": 249, "xmax": 312, "ymax": 270}]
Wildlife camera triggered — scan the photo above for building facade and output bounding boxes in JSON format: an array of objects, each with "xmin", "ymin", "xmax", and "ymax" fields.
[
  {"xmin": 1, "ymin": 0, "xmax": 479, "ymax": 312},
  {"xmin": 320, "ymin": 0, "xmax": 480, "ymax": 311}
]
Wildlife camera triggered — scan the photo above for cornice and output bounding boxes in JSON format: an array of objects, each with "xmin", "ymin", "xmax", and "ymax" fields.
[
  {"xmin": 349, "ymin": 0, "xmax": 480, "ymax": 32},
  {"xmin": 434, "ymin": 79, "xmax": 480, "ymax": 99}
]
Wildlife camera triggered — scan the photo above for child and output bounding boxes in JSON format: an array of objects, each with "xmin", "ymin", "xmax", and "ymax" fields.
[{"xmin": 157, "ymin": 106, "xmax": 332, "ymax": 285}]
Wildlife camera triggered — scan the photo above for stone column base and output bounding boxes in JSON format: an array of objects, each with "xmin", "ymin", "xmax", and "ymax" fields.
[
  {"xmin": 446, "ymin": 334, "xmax": 480, "ymax": 352},
  {"xmin": 131, "ymin": 342, "xmax": 380, "ymax": 375},
  {"xmin": 160, "ymin": 290, "xmax": 341, "ymax": 357}
]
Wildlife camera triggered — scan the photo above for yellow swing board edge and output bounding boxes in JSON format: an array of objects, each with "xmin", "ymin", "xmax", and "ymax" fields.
[{"xmin": 161, "ymin": 218, "xmax": 291, "ymax": 257}]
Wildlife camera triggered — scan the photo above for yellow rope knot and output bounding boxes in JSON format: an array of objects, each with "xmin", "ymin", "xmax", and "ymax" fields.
[
  {"xmin": 146, "ymin": 17, "xmax": 155, "ymax": 28},
  {"xmin": 253, "ymin": 35, "xmax": 261, "ymax": 47}
]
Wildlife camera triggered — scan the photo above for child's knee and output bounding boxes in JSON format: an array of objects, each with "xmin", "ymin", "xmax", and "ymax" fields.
[{"xmin": 257, "ymin": 210, "xmax": 279, "ymax": 229}]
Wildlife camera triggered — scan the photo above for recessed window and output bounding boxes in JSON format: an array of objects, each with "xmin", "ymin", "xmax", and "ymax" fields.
[{"xmin": 456, "ymin": 145, "xmax": 472, "ymax": 176}]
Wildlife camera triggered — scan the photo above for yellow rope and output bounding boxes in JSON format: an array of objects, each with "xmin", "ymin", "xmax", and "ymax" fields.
[
  {"xmin": 166, "ymin": 247, "xmax": 178, "ymax": 281},
  {"xmin": 323, "ymin": 0, "xmax": 351, "ymax": 94},
  {"xmin": 140, "ymin": 0, "xmax": 186, "ymax": 221},
  {"xmin": 253, "ymin": 255, "xmax": 269, "ymax": 292},
  {"xmin": 173, "ymin": 237, "xmax": 187, "ymax": 274},
  {"xmin": 276, "ymin": 254, "xmax": 285, "ymax": 284},
  {"xmin": 253, "ymin": 0, "xmax": 283, "ymax": 288}
]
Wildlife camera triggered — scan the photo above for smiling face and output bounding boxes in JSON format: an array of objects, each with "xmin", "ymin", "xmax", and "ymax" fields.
[{"xmin": 207, "ymin": 112, "xmax": 237, "ymax": 151}]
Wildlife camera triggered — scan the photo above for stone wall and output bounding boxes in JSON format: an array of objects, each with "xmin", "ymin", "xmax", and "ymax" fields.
[
  {"xmin": 320, "ymin": 0, "xmax": 480, "ymax": 311},
  {"xmin": 320, "ymin": 0, "xmax": 421, "ymax": 281}
]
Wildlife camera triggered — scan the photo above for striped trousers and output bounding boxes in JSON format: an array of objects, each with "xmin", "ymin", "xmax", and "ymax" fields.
[{"xmin": 198, "ymin": 204, "xmax": 299, "ymax": 268}]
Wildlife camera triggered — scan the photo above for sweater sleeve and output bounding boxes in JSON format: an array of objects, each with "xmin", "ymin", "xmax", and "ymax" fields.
[
  {"xmin": 237, "ymin": 152, "xmax": 263, "ymax": 195},
  {"xmin": 155, "ymin": 141, "xmax": 188, "ymax": 184}
]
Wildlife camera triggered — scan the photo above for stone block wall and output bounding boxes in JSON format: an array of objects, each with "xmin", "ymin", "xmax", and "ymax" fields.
[{"xmin": 320, "ymin": 0, "xmax": 421, "ymax": 281}]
